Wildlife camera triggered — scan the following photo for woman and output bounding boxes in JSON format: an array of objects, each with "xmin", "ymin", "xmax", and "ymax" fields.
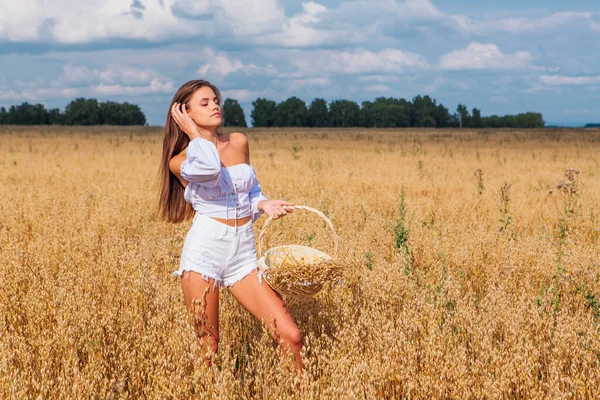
[{"xmin": 158, "ymin": 80, "xmax": 303, "ymax": 369}]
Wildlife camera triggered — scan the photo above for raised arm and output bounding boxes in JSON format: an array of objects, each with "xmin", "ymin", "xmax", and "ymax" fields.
[
  {"xmin": 169, "ymin": 102, "xmax": 222, "ymax": 187},
  {"xmin": 174, "ymin": 138, "xmax": 221, "ymax": 187}
]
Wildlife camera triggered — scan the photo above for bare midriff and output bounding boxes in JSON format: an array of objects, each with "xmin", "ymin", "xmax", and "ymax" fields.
[{"xmin": 210, "ymin": 216, "xmax": 252, "ymax": 226}]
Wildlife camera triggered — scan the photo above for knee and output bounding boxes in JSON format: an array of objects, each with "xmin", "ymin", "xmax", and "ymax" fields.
[
  {"xmin": 197, "ymin": 340, "xmax": 219, "ymax": 366},
  {"xmin": 207, "ymin": 337, "xmax": 219, "ymax": 354},
  {"xmin": 279, "ymin": 326, "xmax": 303, "ymax": 350},
  {"xmin": 197, "ymin": 332, "xmax": 219, "ymax": 355}
]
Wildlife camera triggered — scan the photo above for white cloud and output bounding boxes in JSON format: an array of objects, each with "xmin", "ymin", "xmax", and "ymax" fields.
[
  {"xmin": 405, "ymin": 0, "xmax": 444, "ymax": 18},
  {"xmin": 0, "ymin": 87, "xmax": 80, "ymax": 103},
  {"xmin": 216, "ymin": 0, "xmax": 285, "ymax": 36},
  {"xmin": 221, "ymin": 89, "xmax": 254, "ymax": 102},
  {"xmin": 490, "ymin": 96, "xmax": 509, "ymax": 103},
  {"xmin": 455, "ymin": 81, "xmax": 469, "ymax": 90},
  {"xmin": 196, "ymin": 48, "xmax": 278, "ymax": 80},
  {"xmin": 197, "ymin": 50, "xmax": 246, "ymax": 79},
  {"xmin": 0, "ymin": 63, "xmax": 175, "ymax": 102},
  {"xmin": 220, "ymin": 88, "xmax": 279, "ymax": 102},
  {"xmin": 0, "ymin": 0, "xmax": 286, "ymax": 43},
  {"xmin": 288, "ymin": 77, "xmax": 331, "ymax": 91},
  {"xmin": 171, "ymin": 0, "xmax": 287, "ymax": 36},
  {"xmin": 499, "ymin": 12, "xmax": 593, "ymax": 33},
  {"xmin": 439, "ymin": 43, "xmax": 533, "ymax": 71},
  {"xmin": 92, "ymin": 78, "xmax": 175, "ymax": 95},
  {"xmin": 365, "ymin": 84, "xmax": 392, "ymax": 93},
  {"xmin": 561, "ymin": 108, "xmax": 593, "ymax": 116},
  {"xmin": 171, "ymin": 0, "xmax": 216, "ymax": 18},
  {"xmin": 0, "ymin": 0, "xmax": 197, "ymax": 43},
  {"xmin": 358, "ymin": 75, "xmax": 402, "ymax": 83},
  {"xmin": 57, "ymin": 64, "xmax": 169, "ymax": 87},
  {"xmin": 287, "ymin": 48, "xmax": 429, "ymax": 78},
  {"xmin": 255, "ymin": 1, "xmax": 360, "ymax": 47},
  {"xmin": 0, "ymin": 0, "xmax": 47, "ymax": 41},
  {"xmin": 268, "ymin": 0, "xmax": 446, "ymax": 47},
  {"xmin": 56, "ymin": 0, "xmax": 198, "ymax": 43},
  {"xmin": 540, "ymin": 75, "xmax": 600, "ymax": 86},
  {"xmin": 424, "ymin": 76, "xmax": 445, "ymax": 92},
  {"xmin": 452, "ymin": 11, "xmax": 598, "ymax": 35},
  {"xmin": 336, "ymin": 0, "xmax": 444, "ymax": 24},
  {"xmin": 302, "ymin": 1, "xmax": 327, "ymax": 16}
]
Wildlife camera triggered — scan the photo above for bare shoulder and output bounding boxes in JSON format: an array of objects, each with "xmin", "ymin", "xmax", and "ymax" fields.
[
  {"xmin": 229, "ymin": 131, "xmax": 249, "ymax": 147},
  {"xmin": 229, "ymin": 132, "xmax": 250, "ymax": 154},
  {"xmin": 229, "ymin": 131, "xmax": 250, "ymax": 158}
]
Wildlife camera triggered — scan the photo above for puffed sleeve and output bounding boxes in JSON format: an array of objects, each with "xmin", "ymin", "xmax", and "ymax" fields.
[
  {"xmin": 248, "ymin": 177, "xmax": 268, "ymax": 222},
  {"xmin": 180, "ymin": 138, "xmax": 221, "ymax": 188}
]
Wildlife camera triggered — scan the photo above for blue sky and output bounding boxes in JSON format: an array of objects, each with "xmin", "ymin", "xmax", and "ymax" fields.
[{"xmin": 1, "ymin": 0, "xmax": 599, "ymax": 126}]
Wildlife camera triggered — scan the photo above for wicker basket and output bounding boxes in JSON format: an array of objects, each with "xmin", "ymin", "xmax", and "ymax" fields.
[{"xmin": 257, "ymin": 205, "xmax": 340, "ymax": 297}]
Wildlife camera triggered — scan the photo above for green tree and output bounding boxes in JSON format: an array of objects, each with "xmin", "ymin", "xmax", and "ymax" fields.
[
  {"xmin": 48, "ymin": 108, "xmax": 64, "ymax": 125},
  {"xmin": 251, "ymin": 98, "xmax": 277, "ymax": 127},
  {"xmin": 120, "ymin": 102, "xmax": 146, "ymax": 125},
  {"xmin": 64, "ymin": 98, "xmax": 101, "ymax": 125},
  {"xmin": 472, "ymin": 108, "xmax": 482, "ymax": 128},
  {"xmin": 411, "ymin": 95, "xmax": 437, "ymax": 127},
  {"xmin": 484, "ymin": 115, "xmax": 504, "ymax": 128},
  {"xmin": 456, "ymin": 104, "xmax": 470, "ymax": 128},
  {"xmin": 0, "ymin": 100, "xmax": 145, "ymax": 126},
  {"xmin": 503, "ymin": 115, "xmax": 517, "ymax": 128},
  {"xmin": 359, "ymin": 100, "xmax": 376, "ymax": 127},
  {"xmin": 448, "ymin": 113, "xmax": 460, "ymax": 128},
  {"xmin": 307, "ymin": 98, "xmax": 329, "ymax": 127},
  {"xmin": 222, "ymin": 98, "xmax": 247, "ymax": 127},
  {"xmin": 516, "ymin": 112, "xmax": 544, "ymax": 128},
  {"xmin": 6, "ymin": 102, "xmax": 49, "ymax": 125},
  {"xmin": 360, "ymin": 97, "xmax": 410, "ymax": 128},
  {"xmin": 433, "ymin": 103, "xmax": 451, "ymax": 128},
  {"xmin": 273, "ymin": 97, "xmax": 307, "ymax": 127},
  {"xmin": 99, "ymin": 101, "xmax": 122, "ymax": 124},
  {"xmin": 329, "ymin": 99, "xmax": 360, "ymax": 127},
  {"xmin": 98, "ymin": 101, "xmax": 146, "ymax": 125}
]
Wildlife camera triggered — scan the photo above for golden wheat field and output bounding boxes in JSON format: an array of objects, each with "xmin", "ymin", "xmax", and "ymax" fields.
[{"xmin": 1, "ymin": 125, "xmax": 599, "ymax": 399}]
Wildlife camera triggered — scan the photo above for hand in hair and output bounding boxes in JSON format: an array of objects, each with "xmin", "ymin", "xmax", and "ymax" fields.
[{"xmin": 171, "ymin": 102, "xmax": 203, "ymax": 140}]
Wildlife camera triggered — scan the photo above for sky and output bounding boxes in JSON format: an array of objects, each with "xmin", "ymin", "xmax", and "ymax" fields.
[{"xmin": 0, "ymin": 0, "xmax": 599, "ymax": 126}]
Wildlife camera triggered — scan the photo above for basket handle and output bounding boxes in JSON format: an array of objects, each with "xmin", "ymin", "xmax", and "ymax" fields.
[{"xmin": 257, "ymin": 205, "xmax": 339, "ymax": 258}]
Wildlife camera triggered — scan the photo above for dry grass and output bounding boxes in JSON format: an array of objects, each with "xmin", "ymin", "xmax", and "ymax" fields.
[{"xmin": 1, "ymin": 125, "xmax": 599, "ymax": 399}]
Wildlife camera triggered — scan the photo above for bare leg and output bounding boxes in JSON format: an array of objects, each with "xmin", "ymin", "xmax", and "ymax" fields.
[
  {"xmin": 227, "ymin": 269, "xmax": 304, "ymax": 370},
  {"xmin": 180, "ymin": 271, "xmax": 220, "ymax": 363}
]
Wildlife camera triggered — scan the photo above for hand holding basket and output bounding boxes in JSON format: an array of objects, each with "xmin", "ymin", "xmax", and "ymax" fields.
[{"xmin": 257, "ymin": 205, "xmax": 343, "ymax": 297}]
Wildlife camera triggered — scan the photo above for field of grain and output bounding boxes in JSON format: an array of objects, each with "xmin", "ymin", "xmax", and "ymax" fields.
[{"xmin": 1, "ymin": 126, "xmax": 599, "ymax": 399}]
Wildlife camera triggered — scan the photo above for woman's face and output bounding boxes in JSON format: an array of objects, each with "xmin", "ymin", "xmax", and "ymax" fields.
[{"xmin": 186, "ymin": 86, "xmax": 222, "ymax": 129}]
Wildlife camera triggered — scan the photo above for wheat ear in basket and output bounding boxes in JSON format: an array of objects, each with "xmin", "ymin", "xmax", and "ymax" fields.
[{"xmin": 257, "ymin": 205, "xmax": 343, "ymax": 297}]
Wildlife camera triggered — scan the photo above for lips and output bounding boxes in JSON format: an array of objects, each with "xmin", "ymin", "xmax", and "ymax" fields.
[{"xmin": 211, "ymin": 112, "xmax": 221, "ymax": 117}]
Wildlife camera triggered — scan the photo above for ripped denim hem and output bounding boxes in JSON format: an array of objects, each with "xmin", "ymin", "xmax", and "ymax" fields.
[
  {"xmin": 172, "ymin": 265, "xmax": 263, "ymax": 289},
  {"xmin": 222, "ymin": 265, "xmax": 263, "ymax": 288},
  {"xmin": 172, "ymin": 269, "xmax": 223, "ymax": 289}
]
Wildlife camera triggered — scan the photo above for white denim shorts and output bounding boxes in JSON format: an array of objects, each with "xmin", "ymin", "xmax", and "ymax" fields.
[{"xmin": 172, "ymin": 214, "xmax": 263, "ymax": 287}]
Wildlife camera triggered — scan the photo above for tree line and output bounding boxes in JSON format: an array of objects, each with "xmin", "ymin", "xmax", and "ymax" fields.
[
  {"xmin": 1, "ymin": 95, "xmax": 545, "ymax": 129},
  {"xmin": 0, "ymin": 99, "xmax": 146, "ymax": 125},
  {"xmin": 243, "ymin": 96, "xmax": 544, "ymax": 129}
]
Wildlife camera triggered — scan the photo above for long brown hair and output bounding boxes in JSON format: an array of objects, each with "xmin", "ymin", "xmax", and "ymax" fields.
[{"xmin": 158, "ymin": 80, "xmax": 223, "ymax": 223}]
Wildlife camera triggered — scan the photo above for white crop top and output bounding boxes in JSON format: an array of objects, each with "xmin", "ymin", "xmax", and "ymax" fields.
[{"xmin": 180, "ymin": 138, "xmax": 268, "ymax": 222}]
